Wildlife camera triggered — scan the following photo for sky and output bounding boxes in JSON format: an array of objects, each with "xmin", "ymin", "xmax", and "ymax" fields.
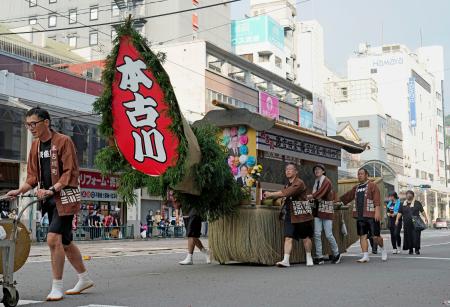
[{"xmin": 231, "ymin": 0, "xmax": 450, "ymax": 114}]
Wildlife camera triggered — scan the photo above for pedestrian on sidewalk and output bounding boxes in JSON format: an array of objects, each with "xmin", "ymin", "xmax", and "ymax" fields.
[
  {"xmin": 387, "ymin": 192, "xmax": 402, "ymax": 254},
  {"xmin": 395, "ymin": 190, "xmax": 428, "ymax": 255},
  {"xmin": 340, "ymin": 168, "xmax": 387, "ymax": 263},
  {"xmin": 264, "ymin": 162, "xmax": 314, "ymax": 267},
  {"xmin": 307, "ymin": 164, "xmax": 341, "ymax": 265},
  {"xmin": 6, "ymin": 107, "xmax": 94, "ymax": 301},
  {"xmin": 179, "ymin": 200, "xmax": 211, "ymax": 265}
]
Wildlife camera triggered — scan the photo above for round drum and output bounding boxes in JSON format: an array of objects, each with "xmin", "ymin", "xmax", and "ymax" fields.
[{"xmin": 0, "ymin": 222, "xmax": 31, "ymax": 273}]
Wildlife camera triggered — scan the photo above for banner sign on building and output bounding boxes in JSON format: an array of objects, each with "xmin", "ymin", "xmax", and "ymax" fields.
[
  {"xmin": 298, "ymin": 109, "xmax": 313, "ymax": 129},
  {"xmin": 259, "ymin": 91, "xmax": 280, "ymax": 120},
  {"xmin": 79, "ymin": 170, "xmax": 119, "ymax": 191},
  {"xmin": 408, "ymin": 77, "xmax": 417, "ymax": 127},
  {"xmin": 80, "ymin": 188, "xmax": 119, "ymax": 202},
  {"xmin": 231, "ymin": 16, "xmax": 284, "ymax": 50},
  {"xmin": 313, "ymin": 94, "xmax": 327, "ymax": 132}
]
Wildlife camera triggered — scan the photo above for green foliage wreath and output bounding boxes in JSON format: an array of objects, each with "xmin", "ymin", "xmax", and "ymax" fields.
[{"xmin": 93, "ymin": 19, "xmax": 242, "ymax": 220}]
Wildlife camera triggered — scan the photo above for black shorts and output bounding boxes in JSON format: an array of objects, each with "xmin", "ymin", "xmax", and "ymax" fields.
[
  {"xmin": 45, "ymin": 200, "xmax": 74, "ymax": 246},
  {"xmin": 357, "ymin": 218, "xmax": 380, "ymax": 237},
  {"xmin": 284, "ymin": 219, "xmax": 314, "ymax": 240},
  {"xmin": 184, "ymin": 215, "xmax": 202, "ymax": 238}
]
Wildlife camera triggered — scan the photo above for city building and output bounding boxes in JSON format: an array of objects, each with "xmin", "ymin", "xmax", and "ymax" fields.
[
  {"xmin": 1, "ymin": 0, "xmax": 231, "ymax": 61},
  {"xmin": 346, "ymin": 43, "xmax": 448, "ymax": 221}
]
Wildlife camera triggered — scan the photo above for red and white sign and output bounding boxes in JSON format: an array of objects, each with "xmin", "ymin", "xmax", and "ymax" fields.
[
  {"xmin": 79, "ymin": 170, "xmax": 118, "ymax": 191},
  {"xmin": 259, "ymin": 91, "xmax": 279, "ymax": 120},
  {"xmin": 81, "ymin": 188, "xmax": 119, "ymax": 202},
  {"xmin": 112, "ymin": 36, "xmax": 179, "ymax": 176}
]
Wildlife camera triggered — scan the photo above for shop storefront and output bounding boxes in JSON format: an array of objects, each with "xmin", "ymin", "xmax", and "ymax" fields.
[{"xmin": 79, "ymin": 170, "xmax": 124, "ymax": 227}]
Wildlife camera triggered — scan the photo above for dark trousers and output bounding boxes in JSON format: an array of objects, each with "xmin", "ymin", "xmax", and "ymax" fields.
[
  {"xmin": 403, "ymin": 221, "xmax": 421, "ymax": 251},
  {"xmin": 389, "ymin": 216, "xmax": 402, "ymax": 249}
]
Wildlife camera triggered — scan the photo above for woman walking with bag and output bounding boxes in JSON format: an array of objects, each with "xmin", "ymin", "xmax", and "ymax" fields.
[{"xmin": 395, "ymin": 190, "xmax": 428, "ymax": 255}]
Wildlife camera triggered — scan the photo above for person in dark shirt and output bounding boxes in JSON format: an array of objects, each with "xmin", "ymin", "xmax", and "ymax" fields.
[{"xmin": 396, "ymin": 190, "xmax": 428, "ymax": 255}]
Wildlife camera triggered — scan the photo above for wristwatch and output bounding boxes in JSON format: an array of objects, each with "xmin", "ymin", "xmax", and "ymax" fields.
[{"xmin": 49, "ymin": 186, "xmax": 57, "ymax": 194}]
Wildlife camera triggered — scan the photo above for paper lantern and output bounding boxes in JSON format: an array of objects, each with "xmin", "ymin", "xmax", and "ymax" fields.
[
  {"xmin": 239, "ymin": 135, "xmax": 248, "ymax": 145},
  {"xmin": 238, "ymin": 126, "xmax": 247, "ymax": 135},
  {"xmin": 239, "ymin": 145, "xmax": 248, "ymax": 155}
]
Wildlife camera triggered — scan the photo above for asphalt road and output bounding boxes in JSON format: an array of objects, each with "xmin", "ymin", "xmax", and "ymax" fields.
[{"xmin": 9, "ymin": 229, "xmax": 450, "ymax": 307}]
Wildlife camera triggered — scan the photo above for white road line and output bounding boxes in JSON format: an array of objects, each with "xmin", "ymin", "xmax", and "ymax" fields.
[
  {"xmin": 18, "ymin": 301, "xmax": 42, "ymax": 306},
  {"xmin": 421, "ymin": 241, "xmax": 450, "ymax": 248},
  {"xmin": 77, "ymin": 305, "xmax": 128, "ymax": 307},
  {"xmin": 27, "ymin": 251, "xmax": 186, "ymax": 263},
  {"xmin": 345, "ymin": 253, "xmax": 450, "ymax": 261}
]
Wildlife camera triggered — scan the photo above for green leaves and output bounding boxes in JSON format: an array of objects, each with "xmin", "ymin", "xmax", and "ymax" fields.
[{"xmin": 94, "ymin": 19, "xmax": 242, "ymax": 221}]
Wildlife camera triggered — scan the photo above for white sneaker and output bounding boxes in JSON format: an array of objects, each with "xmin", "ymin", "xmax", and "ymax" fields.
[
  {"xmin": 65, "ymin": 279, "xmax": 94, "ymax": 295},
  {"xmin": 357, "ymin": 256, "xmax": 370, "ymax": 263},
  {"xmin": 392, "ymin": 249, "xmax": 398, "ymax": 254},
  {"xmin": 381, "ymin": 249, "xmax": 388, "ymax": 261},
  {"xmin": 276, "ymin": 260, "xmax": 290, "ymax": 267},
  {"xmin": 306, "ymin": 255, "xmax": 314, "ymax": 267},
  {"xmin": 397, "ymin": 249, "xmax": 402, "ymax": 254},
  {"xmin": 179, "ymin": 257, "xmax": 193, "ymax": 265}
]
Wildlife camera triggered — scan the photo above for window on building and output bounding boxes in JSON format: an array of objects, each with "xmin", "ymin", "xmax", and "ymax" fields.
[
  {"xmin": 415, "ymin": 169, "xmax": 420, "ymax": 178},
  {"xmin": 112, "ymin": 3, "xmax": 120, "ymax": 17},
  {"xmin": 421, "ymin": 171, "xmax": 427, "ymax": 180},
  {"xmin": 341, "ymin": 87, "xmax": 348, "ymax": 98},
  {"xmin": 240, "ymin": 53, "xmax": 253, "ymax": 63},
  {"xmin": 275, "ymin": 56, "xmax": 282, "ymax": 68},
  {"xmin": 29, "ymin": 17, "xmax": 37, "ymax": 25},
  {"xmin": 49, "ymin": 0, "xmax": 56, "ymax": 3},
  {"xmin": 429, "ymin": 173, "xmax": 434, "ymax": 181},
  {"xmin": 439, "ymin": 142, "xmax": 443, "ymax": 149},
  {"xmin": 29, "ymin": 0, "xmax": 37, "ymax": 7},
  {"xmin": 0, "ymin": 106, "xmax": 27, "ymax": 161},
  {"xmin": 437, "ymin": 108, "xmax": 442, "ymax": 116},
  {"xmin": 438, "ymin": 125, "xmax": 443, "ymax": 133},
  {"xmin": 48, "ymin": 15, "xmax": 57, "ymax": 27},
  {"xmin": 259, "ymin": 54, "xmax": 270, "ymax": 62},
  {"xmin": 90, "ymin": 6, "xmax": 98, "ymax": 20},
  {"xmin": 89, "ymin": 32, "xmax": 98, "ymax": 46},
  {"xmin": 370, "ymin": 68, "xmax": 377, "ymax": 74},
  {"xmin": 358, "ymin": 120, "xmax": 370, "ymax": 128},
  {"xmin": 69, "ymin": 9, "xmax": 77, "ymax": 24},
  {"xmin": 68, "ymin": 36, "xmax": 77, "ymax": 48},
  {"xmin": 440, "ymin": 160, "xmax": 445, "ymax": 168}
]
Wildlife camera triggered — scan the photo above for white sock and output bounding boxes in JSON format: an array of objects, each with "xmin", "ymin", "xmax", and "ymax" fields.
[
  {"xmin": 282, "ymin": 254, "xmax": 290, "ymax": 263},
  {"xmin": 363, "ymin": 252, "xmax": 369, "ymax": 258},
  {"xmin": 78, "ymin": 271, "xmax": 91, "ymax": 282},
  {"xmin": 186, "ymin": 253, "xmax": 193, "ymax": 260},
  {"xmin": 47, "ymin": 279, "xmax": 63, "ymax": 299},
  {"xmin": 52, "ymin": 279, "xmax": 63, "ymax": 291}
]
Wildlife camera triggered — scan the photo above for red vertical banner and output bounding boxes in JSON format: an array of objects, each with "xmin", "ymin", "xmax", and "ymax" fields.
[{"xmin": 111, "ymin": 36, "xmax": 179, "ymax": 176}]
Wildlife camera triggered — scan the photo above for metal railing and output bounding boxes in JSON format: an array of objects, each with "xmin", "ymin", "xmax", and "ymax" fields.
[
  {"xmin": 140, "ymin": 226, "xmax": 186, "ymax": 239},
  {"xmin": 36, "ymin": 225, "xmax": 134, "ymax": 242}
]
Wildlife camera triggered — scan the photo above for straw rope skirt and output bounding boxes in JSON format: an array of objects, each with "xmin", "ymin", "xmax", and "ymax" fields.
[{"xmin": 209, "ymin": 206, "xmax": 358, "ymax": 265}]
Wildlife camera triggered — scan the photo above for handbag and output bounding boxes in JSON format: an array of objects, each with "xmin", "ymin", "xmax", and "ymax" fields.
[
  {"xmin": 412, "ymin": 215, "xmax": 427, "ymax": 231},
  {"xmin": 291, "ymin": 200, "xmax": 313, "ymax": 223}
]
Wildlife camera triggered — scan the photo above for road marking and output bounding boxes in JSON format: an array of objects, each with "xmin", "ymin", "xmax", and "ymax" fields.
[
  {"xmin": 345, "ymin": 253, "xmax": 450, "ymax": 261},
  {"xmin": 27, "ymin": 251, "xmax": 186, "ymax": 263},
  {"xmin": 421, "ymin": 241, "xmax": 450, "ymax": 248},
  {"xmin": 77, "ymin": 305, "xmax": 128, "ymax": 307},
  {"xmin": 18, "ymin": 300, "xmax": 42, "ymax": 306}
]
